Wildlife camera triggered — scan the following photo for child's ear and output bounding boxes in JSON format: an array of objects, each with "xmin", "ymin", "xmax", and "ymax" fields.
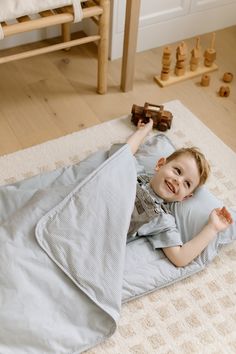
[{"xmin": 155, "ymin": 157, "xmax": 166, "ymax": 171}]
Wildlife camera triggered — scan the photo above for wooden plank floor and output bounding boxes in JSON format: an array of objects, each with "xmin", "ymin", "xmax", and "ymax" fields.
[{"xmin": 0, "ymin": 26, "xmax": 235, "ymax": 156}]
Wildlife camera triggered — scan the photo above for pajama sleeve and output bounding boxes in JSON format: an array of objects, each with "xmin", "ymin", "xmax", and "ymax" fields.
[{"xmin": 137, "ymin": 212, "xmax": 183, "ymax": 249}]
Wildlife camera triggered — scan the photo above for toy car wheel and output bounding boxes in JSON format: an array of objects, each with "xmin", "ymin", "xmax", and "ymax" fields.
[{"xmin": 157, "ymin": 122, "xmax": 168, "ymax": 131}]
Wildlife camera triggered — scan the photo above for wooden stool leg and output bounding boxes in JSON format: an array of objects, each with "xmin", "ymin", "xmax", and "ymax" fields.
[
  {"xmin": 97, "ymin": 0, "xmax": 110, "ymax": 94},
  {"xmin": 62, "ymin": 22, "xmax": 71, "ymax": 51}
]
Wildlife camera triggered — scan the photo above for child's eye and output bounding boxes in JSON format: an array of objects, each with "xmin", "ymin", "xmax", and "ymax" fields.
[
  {"xmin": 185, "ymin": 181, "xmax": 191, "ymax": 188},
  {"xmin": 174, "ymin": 167, "xmax": 181, "ymax": 174}
]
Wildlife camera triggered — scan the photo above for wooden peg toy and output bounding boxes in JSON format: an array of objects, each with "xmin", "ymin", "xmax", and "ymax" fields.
[
  {"xmin": 190, "ymin": 37, "xmax": 201, "ymax": 71},
  {"xmin": 175, "ymin": 41, "xmax": 188, "ymax": 76},
  {"xmin": 201, "ymin": 74, "xmax": 210, "ymax": 86},
  {"xmin": 223, "ymin": 72, "xmax": 233, "ymax": 83},
  {"xmin": 204, "ymin": 32, "xmax": 216, "ymax": 67},
  {"xmin": 154, "ymin": 35, "xmax": 218, "ymax": 88},
  {"xmin": 160, "ymin": 47, "xmax": 172, "ymax": 81},
  {"xmin": 218, "ymin": 86, "xmax": 230, "ymax": 97}
]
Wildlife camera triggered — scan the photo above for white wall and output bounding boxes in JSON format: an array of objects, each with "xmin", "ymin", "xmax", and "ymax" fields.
[{"xmin": 110, "ymin": 0, "xmax": 236, "ymax": 59}]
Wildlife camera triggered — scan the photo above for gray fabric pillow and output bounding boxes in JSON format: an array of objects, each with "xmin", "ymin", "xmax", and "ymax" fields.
[
  {"xmin": 135, "ymin": 133, "xmax": 175, "ymax": 175},
  {"xmin": 134, "ymin": 133, "xmax": 236, "ymax": 246}
]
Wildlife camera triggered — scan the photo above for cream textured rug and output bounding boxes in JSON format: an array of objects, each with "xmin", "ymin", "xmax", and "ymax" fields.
[{"xmin": 1, "ymin": 100, "xmax": 236, "ymax": 354}]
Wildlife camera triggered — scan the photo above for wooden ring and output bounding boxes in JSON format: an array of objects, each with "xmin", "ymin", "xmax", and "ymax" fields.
[{"xmin": 223, "ymin": 72, "xmax": 233, "ymax": 83}]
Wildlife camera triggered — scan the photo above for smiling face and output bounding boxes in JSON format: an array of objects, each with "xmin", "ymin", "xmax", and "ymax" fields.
[{"xmin": 150, "ymin": 153, "xmax": 200, "ymax": 202}]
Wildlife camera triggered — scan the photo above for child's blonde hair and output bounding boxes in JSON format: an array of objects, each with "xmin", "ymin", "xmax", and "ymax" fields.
[{"xmin": 166, "ymin": 147, "xmax": 210, "ymax": 189}]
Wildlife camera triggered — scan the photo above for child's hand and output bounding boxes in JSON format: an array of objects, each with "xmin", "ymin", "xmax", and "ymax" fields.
[
  {"xmin": 208, "ymin": 207, "xmax": 233, "ymax": 233},
  {"xmin": 127, "ymin": 119, "xmax": 153, "ymax": 155},
  {"xmin": 137, "ymin": 119, "xmax": 153, "ymax": 133}
]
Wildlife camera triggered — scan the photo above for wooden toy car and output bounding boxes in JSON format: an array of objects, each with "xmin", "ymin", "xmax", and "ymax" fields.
[{"xmin": 131, "ymin": 102, "xmax": 173, "ymax": 131}]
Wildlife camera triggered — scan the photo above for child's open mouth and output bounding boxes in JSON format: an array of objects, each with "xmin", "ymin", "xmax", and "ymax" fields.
[{"xmin": 165, "ymin": 181, "xmax": 175, "ymax": 193}]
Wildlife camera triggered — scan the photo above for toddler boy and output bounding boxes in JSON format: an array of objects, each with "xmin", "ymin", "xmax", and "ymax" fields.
[{"xmin": 127, "ymin": 119, "xmax": 233, "ymax": 267}]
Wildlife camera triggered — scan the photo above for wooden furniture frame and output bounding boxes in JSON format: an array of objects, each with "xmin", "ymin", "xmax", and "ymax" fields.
[
  {"xmin": 0, "ymin": 0, "xmax": 110, "ymax": 94},
  {"xmin": 121, "ymin": 0, "xmax": 140, "ymax": 92}
]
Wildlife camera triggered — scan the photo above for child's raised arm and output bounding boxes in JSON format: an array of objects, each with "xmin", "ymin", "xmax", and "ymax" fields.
[
  {"xmin": 127, "ymin": 119, "xmax": 153, "ymax": 155},
  {"xmin": 163, "ymin": 206, "xmax": 233, "ymax": 267}
]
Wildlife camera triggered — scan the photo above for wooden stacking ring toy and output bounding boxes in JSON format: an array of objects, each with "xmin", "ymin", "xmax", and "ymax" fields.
[
  {"xmin": 218, "ymin": 86, "xmax": 230, "ymax": 97},
  {"xmin": 223, "ymin": 72, "xmax": 233, "ymax": 83},
  {"xmin": 201, "ymin": 74, "xmax": 210, "ymax": 86}
]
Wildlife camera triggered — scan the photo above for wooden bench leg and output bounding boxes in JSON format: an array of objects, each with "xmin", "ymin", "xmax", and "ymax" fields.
[
  {"xmin": 62, "ymin": 22, "xmax": 71, "ymax": 50},
  {"xmin": 97, "ymin": 0, "xmax": 110, "ymax": 94}
]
